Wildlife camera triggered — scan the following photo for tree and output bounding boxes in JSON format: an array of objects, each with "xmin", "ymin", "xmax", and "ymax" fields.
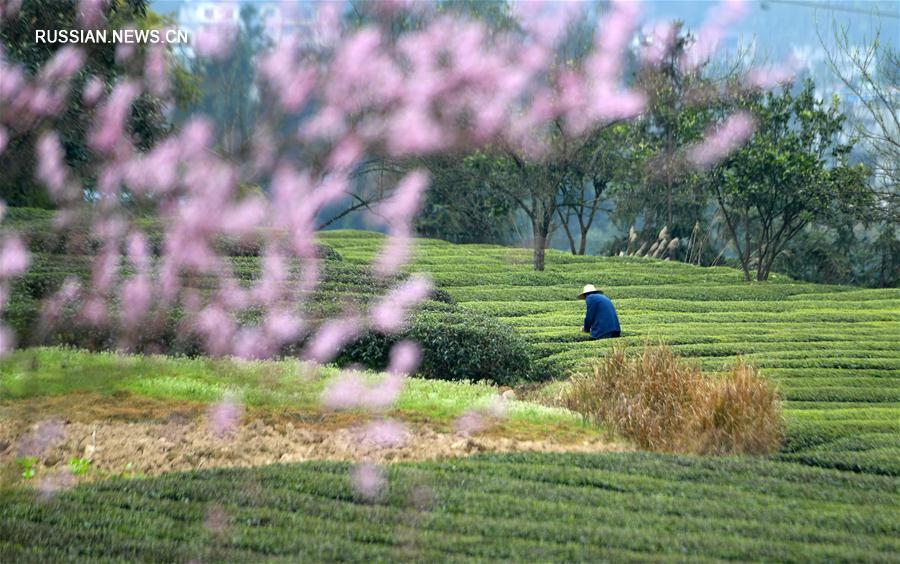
[
  {"xmin": 556, "ymin": 123, "xmax": 645, "ymax": 255},
  {"xmin": 0, "ymin": 0, "xmax": 188, "ymax": 208},
  {"xmin": 181, "ymin": 4, "xmax": 270, "ymax": 158},
  {"xmin": 822, "ymin": 24, "xmax": 899, "ymax": 202},
  {"xmin": 415, "ymin": 154, "xmax": 518, "ymax": 244},
  {"xmin": 710, "ymin": 80, "xmax": 873, "ymax": 282}
]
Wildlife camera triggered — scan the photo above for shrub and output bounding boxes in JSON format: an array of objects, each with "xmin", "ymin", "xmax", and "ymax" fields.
[
  {"xmin": 339, "ymin": 309, "xmax": 549, "ymax": 385},
  {"xmin": 563, "ymin": 344, "xmax": 784, "ymax": 455}
]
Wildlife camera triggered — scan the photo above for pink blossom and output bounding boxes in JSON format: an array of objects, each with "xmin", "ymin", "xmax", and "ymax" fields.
[
  {"xmin": 81, "ymin": 296, "xmax": 107, "ymax": 325},
  {"xmin": 328, "ymin": 135, "xmax": 364, "ymax": 171},
  {"xmin": 375, "ymin": 171, "xmax": 428, "ymax": 225},
  {"xmin": 78, "ymin": 0, "xmax": 106, "ymax": 28},
  {"xmin": 360, "ymin": 419, "xmax": 409, "ymax": 449},
  {"xmin": 144, "ymin": 43, "xmax": 169, "ymax": 97},
  {"xmin": 260, "ymin": 39, "xmax": 315, "ymax": 112},
  {"xmin": 36, "ymin": 132, "xmax": 68, "ymax": 196},
  {"xmin": 82, "ymin": 77, "xmax": 105, "ymax": 105},
  {"xmin": 303, "ymin": 317, "xmax": 360, "ymax": 363},
  {"xmin": 264, "ymin": 309, "xmax": 303, "ymax": 344},
  {"xmin": 194, "ymin": 25, "xmax": 237, "ymax": 59},
  {"xmin": 641, "ymin": 22, "xmax": 676, "ymax": 65},
  {"xmin": 321, "ymin": 372, "xmax": 368, "ymax": 410},
  {"xmin": 454, "ymin": 410, "xmax": 486, "ymax": 436},
  {"xmin": 207, "ymin": 394, "xmax": 243, "ymax": 437},
  {"xmin": 374, "ymin": 233, "xmax": 412, "ymax": 277},
  {"xmin": 322, "ymin": 370, "xmax": 405, "ymax": 411},
  {"xmin": 37, "ymin": 468, "xmax": 76, "ymax": 499},
  {"xmin": 195, "ymin": 306, "xmax": 237, "ymax": 355},
  {"xmin": 39, "ymin": 47, "xmax": 85, "ymax": 85},
  {"xmin": 366, "ymin": 373, "xmax": 405, "ymax": 410},
  {"xmin": 0, "ymin": 325, "xmax": 15, "ymax": 355},
  {"xmin": 0, "ymin": 0, "xmax": 22, "ymax": 20},
  {"xmin": 682, "ymin": 0, "xmax": 747, "ymax": 70},
  {"xmin": 516, "ymin": 2, "xmax": 581, "ymax": 47},
  {"xmin": 352, "ymin": 463, "xmax": 386, "ymax": 501},
  {"xmin": 314, "ymin": 3, "xmax": 342, "ymax": 46},
  {"xmin": 120, "ymin": 275, "xmax": 151, "ymax": 327},
  {"xmin": 387, "ymin": 340, "xmax": 421, "ymax": 376},
  {"xmin": 0, "ymin": 236, "xmax": 29, "ymax": 278},
  {"xmin": 17, "ymin": 419, "xmax": 65, "ymax": 458},
  {"xmin": 687, "ymin": 111, "xmax": 756, "ymax": 168},
  {"xmin": 387, "ymin": 107, "xmax": 448, "ymax": 155},
  {"xmin": 745, "ymin": 55, "xmax": 805, "ymax": 89},
  {"xmin": 370, "ymin": 276, "xmax": 432, "ymax": 333},
  {"xmin": 115, "ymin": 42, "xmax": 135, "ymax": 64},
  {"xmin": 89, "ymin": 81, "xmax": 140, "ymax": 153}
]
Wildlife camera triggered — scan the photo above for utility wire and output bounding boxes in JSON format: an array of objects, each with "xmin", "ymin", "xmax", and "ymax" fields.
[{"xmin": 762, "ymin": 0, "xmax": 900, "ymax": 19}]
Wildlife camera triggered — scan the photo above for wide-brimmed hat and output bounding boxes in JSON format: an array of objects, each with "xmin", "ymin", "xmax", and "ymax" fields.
[{"xmin": 578, "ymin": 284, "xmax": 600, "ymax": 299}]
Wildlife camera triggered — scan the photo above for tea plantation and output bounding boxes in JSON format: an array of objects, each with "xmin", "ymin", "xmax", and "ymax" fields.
[
  {"xmin": 2, "ymin": 228, "xmax": 898, "ymax": 561},
  {"xmin": 319, "ymin": 231, "xmax": 900, "ymax": 477}
]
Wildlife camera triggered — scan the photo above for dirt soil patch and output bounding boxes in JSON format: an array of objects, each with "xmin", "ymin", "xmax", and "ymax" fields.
[{"xmin": 1, "ymin": 394, "xmax": 628, "ymax": 481}]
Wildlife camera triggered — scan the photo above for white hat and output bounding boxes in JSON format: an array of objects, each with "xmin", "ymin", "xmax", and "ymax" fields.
[{"xmin": 578, "ymin": 284, "xmax": 600, "ymax": 299}]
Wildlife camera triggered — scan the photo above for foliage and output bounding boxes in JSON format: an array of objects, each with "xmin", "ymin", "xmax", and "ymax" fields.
[
  {"xmin": 340, "ymin": 309, "xmax": 547, "ymax": 385},
  {"xmin": 15, "ymin": 457, "xmax": 38, "ymax": 480},
  {"xmin": 0, "ymin": 0, "xmax": 188, "ymax": 208},
  {"xmin": 563, "ymin": 345, "xmax": 784, "ymax": 455},
  {"xmin": 322, "ymin": 230, "xmax": 899, "ymax": 473},
  {"xmin": 67, "ymin": 457, "xmax": 90, "ymax": 477},
  {"xmin": 1, "ymin": 453, "xmax": 898, "ymax": 561},
  {"xmin": 415, "ymin": 154, "xmax": 519, "ymax": 245},
  {"xmin": 709, "ymin": 80, "xmax": 873, "ymax": 281},
  {"xmin": 2, "ymin": 215, "xmax": 536, "ymax": 385},
  {"xmin": 178, "ymin": 5, "xmax": 270, "ymax": 156}
]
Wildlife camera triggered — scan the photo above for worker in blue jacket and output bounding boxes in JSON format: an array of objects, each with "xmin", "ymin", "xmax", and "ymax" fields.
[{"xmin": 578, "ymin": 284, "xmax": 621, "ymax": 340}]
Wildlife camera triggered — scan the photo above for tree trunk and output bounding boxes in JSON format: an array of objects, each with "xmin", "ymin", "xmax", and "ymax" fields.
[
  {"xmin": 533, "ymin": 230, "xmax": 546, "ymax": 271},
  {"xmin": 578, "ymin": 227, "xmax": 588, "ymax": 255}
]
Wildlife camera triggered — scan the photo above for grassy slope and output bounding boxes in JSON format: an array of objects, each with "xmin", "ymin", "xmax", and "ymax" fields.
[
  {"xmin": 0, "ymin": 347, "xmax": 576, "ymax": 431},
  {"xmin": 320, "ymin": 230, "xmax": 900, "ymax": 476}
]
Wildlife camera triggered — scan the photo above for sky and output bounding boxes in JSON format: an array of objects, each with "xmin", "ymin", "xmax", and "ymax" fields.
[{"xmin": 151, "ymin": 0, "xmax": 898, "ymax": 80}]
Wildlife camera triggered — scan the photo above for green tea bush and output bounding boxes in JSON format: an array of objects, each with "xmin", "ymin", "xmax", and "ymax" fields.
[{"xmin": 339, "ymin": 309, "xmax": 553, "ymax": 385}]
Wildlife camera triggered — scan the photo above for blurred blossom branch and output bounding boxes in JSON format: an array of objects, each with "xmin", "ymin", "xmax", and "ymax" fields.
[{"xmin": 0, "ymin": 0, "xmax": 780, "ymax": 494}]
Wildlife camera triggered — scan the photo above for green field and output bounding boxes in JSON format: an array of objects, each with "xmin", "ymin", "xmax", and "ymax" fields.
[
  {"xmin": 321, "ymin": 231, "xmax": 900, "ymax": 476},
  {"xmin": 3, "ymin": 454, "xmax": 898, "ymax": 562},
  {"xmin": 2, "ymin": 229, "xmax": 899, "ymax": 561}
]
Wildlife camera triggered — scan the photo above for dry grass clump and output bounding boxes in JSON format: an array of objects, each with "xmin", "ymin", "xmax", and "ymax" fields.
[{"xmin": 563, "ymin": 345, "xmax": 784, "ymax": 455}]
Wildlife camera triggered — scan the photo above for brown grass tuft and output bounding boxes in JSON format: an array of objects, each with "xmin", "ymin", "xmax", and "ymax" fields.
[{"xmin": 563, "ymin": 344, "xmax": 784, "ymax": 455}]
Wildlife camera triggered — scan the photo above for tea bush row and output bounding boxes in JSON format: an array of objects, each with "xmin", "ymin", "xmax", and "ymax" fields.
[{"xmin": 2, "ymin": 453, "xmax": 898, "ymax": 561}]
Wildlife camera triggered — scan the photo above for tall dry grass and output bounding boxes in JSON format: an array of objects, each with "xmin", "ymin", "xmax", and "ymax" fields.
[{"xmin": 563, "ymin": 345, "xmax": 784, "ymax": 455}]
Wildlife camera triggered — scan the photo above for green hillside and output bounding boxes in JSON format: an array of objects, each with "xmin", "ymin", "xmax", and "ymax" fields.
[
  {"xmin": 321, "ymin": 230, "xmax": 900, "ymax": 476},
  {"xmin": 2, "ymin": 230, "xmax": 898, "ymax": 562}
]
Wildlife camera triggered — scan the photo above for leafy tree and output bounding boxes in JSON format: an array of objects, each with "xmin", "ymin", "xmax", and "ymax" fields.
[
  {"xmin": 610, "ymin": 24, "xmax": 733, "ymax": 263},
  {"xmin": 415, "ymin": 154, "xmax": 517, "ymax": 245},
  {"xmin": 556, "ymin": 122, "xmax": 645, "ymax": 255},
  {"xmin": 0, "ymin": 0, "xmax": 189, "ymax": 208},
  {"xmin": 709, "ymin": 80, "xmax": 873, "ymax": 282},
  {"xmin": 180, "ymin": 4, "xmax": 270, "ymax": 158}
]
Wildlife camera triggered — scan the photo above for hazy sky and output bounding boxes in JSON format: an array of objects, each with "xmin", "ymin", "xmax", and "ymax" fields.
[{"xmin": 151, "ymin": 0, "xmax": 898, "ymax": 89}]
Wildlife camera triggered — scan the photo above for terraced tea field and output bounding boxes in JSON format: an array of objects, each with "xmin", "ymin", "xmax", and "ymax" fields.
[
  {"xmin": 3, "ymin": 454, "xmax": 898, "ymax": 562},
  {"xmin": 321, "ymin": 231, "xmax": 900, "ymax": 476},
  {"xmin": 3, "ymin": 229, "xmax": 898, "ymax": 562}
]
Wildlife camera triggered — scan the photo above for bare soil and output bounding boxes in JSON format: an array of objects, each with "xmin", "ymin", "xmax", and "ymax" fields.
[{"xmin": 0, "ymin": 393, "xmax": 627, "ymax": 481}]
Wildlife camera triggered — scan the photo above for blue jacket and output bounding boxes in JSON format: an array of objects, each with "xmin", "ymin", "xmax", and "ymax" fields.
[{"xmin": 583, "ymin": 293, "xmax": 621, "ymax": 339}]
